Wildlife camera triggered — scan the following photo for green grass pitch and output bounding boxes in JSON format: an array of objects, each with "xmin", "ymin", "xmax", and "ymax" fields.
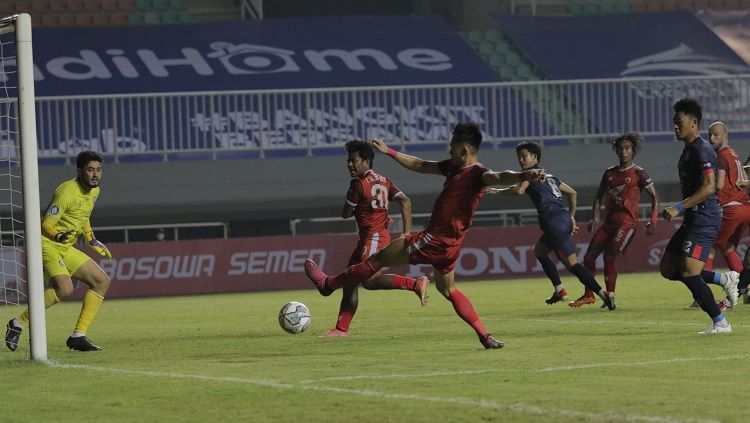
[{"xmin": 2, "ymin": 272, "xmax": 749, "ymax": 423}]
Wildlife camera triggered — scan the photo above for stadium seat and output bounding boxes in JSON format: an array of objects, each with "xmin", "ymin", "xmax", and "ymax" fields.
[
  {"xmin": 57, "ymin": 14, "xmax": 75, "ymax": 26},
  {"xmin": 153, "ymin": 0, "xmax": 170, "ymax": 10},
  {"xmin": 615, "ymin": 2, "xmax": 631, "ymax": 13},
  {"xmin": 101, "ymin": 0, "xmax": 118, "ymax": 11},
  {"xmin": 177, "ymin": 12, "xmax": 193, "ymax": 23},
  {"xmin": 567, "ymin": 3, "xmax": 584, "ymax": 15},
  {"xmin": 707, "ymin": 0, "xmax": 722, "ymax": 8},
  {"xmin": 488, "ymin": 54, "xmax": 504, "ymax": 68},
  {"xmin": 478, "ymin": 41, "xmax": 494, "ymax": 55},
  {"xmin": 161, "ymin": 11, "xmax": 179, "ymax": 24},
  {"xmin": 516, "ymin": 66, "xmax": 533, "ymax": 80},
  {"xmin": 600, "ymin": 3, "xmax": 617, "ymax": 14},
  {"xmin": 466, "ymin": 30, "xmax": 483, "ymax": 43},
  {"xmin": 0, "ymin": 1, "xmax": 12, "ymax": 13},
  {"xmin": 127, "ymin": 12, "xmax": 145, "ymax": 25},
  {"xmin": 49, "ymin": 0, "xmax": 66, "ymax": 12},
  {"xmin": 661, "ymin": 0, "xmax": 679, "ymax": 10},
  {"xmin": 484, "ymin": 30, "xmax": 502, "ymax": 42},
  {"xmin": 118, "ymin": 0, "xmax": 135, "ymax": 11},
  {"xmin": 677, "ymin": 0, "xmax": 693, "ymax": 8},
  {"xmin": 83, "ymin": 0, "xmax": 101, "ymax": 12},
  {"xmin": 170, "ymin": 0, "xmax": 186, "ymax": 9},
  {"xmin": 505, "ymin": 53, "xmax": 521, "ymax": 66},
  {"xmin": 135, "ymin": 0, "xmax": 152, "ymax": 11},
  {"xmin": 75, "ymin": 14, "xmax": 93, "ymax": 26},
  {"xmin": 631, "ymin": 1, "xmax": 648, "ymax": 12},
  {"xmin": 67, "ymin": 0, "xmax": 84, "ymax": 12},
  {"xmin": 646, "ymin": 1, "xmax": 663, "ymax": 11},
  {"xmin": 498, "ymin": 66, "xmax": 516, "ymax": 81},
  {"xmin": 13, "ymin": 0, "xmax": 30, "ymax": 12},
  {"xmin": 30, "ymin": 0, "xmax": 48, "ymax": 12},
  {"xmin": 110, "ymin": 13, "xmax": 127, "ymax": 25},
  {"xmin": 93, "ymin": 14, "xmax": 111, "ymax": 25},
  {"xmin": 40, "ymin": 14, "xmax": 59, "ymax": 26},
  {"xmin": 724, "ymin": 0, "xmax": 741, "ymax": 8},
  {"xmin": 582, "ymin": 3, "xmax": 601, "ymax": 15},
  {"xmin": 494, "ymin": 42, "xmax": 512, "ymax": 55},
  {"xmin": 143, "ymin": 11, "xmax": 160, "ymax": 24}
]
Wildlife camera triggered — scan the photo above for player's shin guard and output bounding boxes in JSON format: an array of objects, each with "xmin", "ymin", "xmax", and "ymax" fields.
[
  {"xmin": 448, "ymin": 289, "xmax": 488, "ymax": 338},
  {"xmin": 328, "ymin": 261, "xmax": 377, "ymax": 290},
  {"xmin": 603, "ymin": 255, "xmax": 618, "ymax": 293},
  {"xmin": 681, "ymin": 275, "xmax": 721, "ymax": 319},
  {"xmin": 537, "ymin": 256, "xmax": 562, "ymax": 287},
  {"xmin": 73, "ymin": 290, "xmax": 104, "ymax": 335},
  {"xmin": 18, "ymin": 288, "xmax": 60, "ymax": 327}
]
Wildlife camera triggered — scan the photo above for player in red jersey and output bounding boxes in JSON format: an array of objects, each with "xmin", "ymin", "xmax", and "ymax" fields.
[
  {"xmin": 303, "ymin": 122, "xmax": 545, "ymax": 349},
  {"xmin": 322, "ymin": 140, "xmax": 419, "ymax": 337},
  {"xmin": 569, "ymin": 132, "xmax": 660, "ymax": 308},
  {"xmin": 693, "ymin": 122, "xmax": 745, "ymax": 310}
]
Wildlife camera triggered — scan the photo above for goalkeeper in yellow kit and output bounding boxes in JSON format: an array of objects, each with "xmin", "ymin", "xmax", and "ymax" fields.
[{"xmin": 5, "ymin": 151, "xmax": 113, "ymax": 352}]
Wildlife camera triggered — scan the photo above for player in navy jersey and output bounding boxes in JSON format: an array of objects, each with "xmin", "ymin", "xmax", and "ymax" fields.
[
  {"xmin": 660, "ymin": 98, "xmax": 731, "ymax": 334},
  {"xmin": 488, "ymin": 141, "xmax": 615, "ymax": 310},
  {"xmin": 568, "ymin": 132, "xmax": 660, "ymax": 308},
  {"xmin": 303, "ymin": 122, "xmax": 546, "ymax": 349},
  {"xmin": 322, "ymin": 140, "xmax": 421, "ymax": 337}
]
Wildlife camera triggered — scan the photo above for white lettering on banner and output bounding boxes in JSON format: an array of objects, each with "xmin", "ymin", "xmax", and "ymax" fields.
[
  {"xmin": 2, "ymin": 42, "xmax": 455, "ymax": 83},
  {"xmin": 228, "ymin": 249, "xmax": 325, "ymax": 276},
  {"xmin": 406, "ymin": 243, "xmax": 596, "ymax": 278},
  {"xmin": 100, "ymin": 255, "xmax": 215, "ymax": 281}
]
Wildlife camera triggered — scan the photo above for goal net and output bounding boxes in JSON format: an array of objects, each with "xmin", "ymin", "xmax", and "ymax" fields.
[{"xmin": 0, "ymin": 13, "xmax": 46, "ymax": 361}]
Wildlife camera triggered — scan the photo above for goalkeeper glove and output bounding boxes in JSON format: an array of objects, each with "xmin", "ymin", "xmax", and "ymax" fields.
[
  {"xmin": 89, "ymin": 239, "xmax": 112, "ymax": 259},
  {"xmin": 53, "ymin": 231, "xmax": 76, "ymax": 243}
]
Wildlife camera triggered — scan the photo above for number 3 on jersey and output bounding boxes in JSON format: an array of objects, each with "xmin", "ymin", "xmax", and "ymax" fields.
[{"xmin": 370, "ymin": 184, "xmax": 389, "ymax": 209}]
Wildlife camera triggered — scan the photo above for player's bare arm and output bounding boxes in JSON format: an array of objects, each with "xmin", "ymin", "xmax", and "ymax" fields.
[
  {"xmin": 560, "ymin": 182, "xmax": 579, "ymax": 234},
  {"xmin": 645, "ymin": 183, "xmax": 660, "ymax": 235},
  {"xmin": 370, "ymin": 138, "xmax": 441, "ymax": 175},
  {"xmin": 588, "ymin": 175, "xmax": 607, "ymax": 232},
  {"xmin": 486, "ymin": 180, "xmax": 528, "ymax": 196},
  {"xmin": 715, "ymin": 169, "xmax": 727, "ymax": 190},
  {"xmin": 482, "ymin": 168, "xmax": 545, "ymax": 187},
  {"xmin": 393, "ymin": 193, "xmax": 412, "ymax": 236},
  {"xmin": 341, "ymin": 202, "xmax": 355, "ymax": 219},
  {"xmin": 662, "ymin": 171, "xmax": 716, "ymax": 221}
]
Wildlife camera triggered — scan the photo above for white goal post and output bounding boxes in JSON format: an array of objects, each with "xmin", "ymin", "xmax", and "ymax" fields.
[{"xmin": 0, "ymin": 13, "xmax": 45, "ymax": 361}]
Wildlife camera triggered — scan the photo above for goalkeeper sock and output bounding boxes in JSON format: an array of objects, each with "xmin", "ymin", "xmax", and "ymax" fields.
[
  {"xmin": 18, "ymin": 288, "xmax": 60, "ymax": 327},
  {"xmin": 73, "ymin": 290, "xmax": 104, "ymax": 335}
]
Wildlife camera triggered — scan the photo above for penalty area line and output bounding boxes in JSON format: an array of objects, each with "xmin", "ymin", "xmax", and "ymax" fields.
[{"xmin": 46, "ymin": 361, "xmax": 719, "ymax": 423}]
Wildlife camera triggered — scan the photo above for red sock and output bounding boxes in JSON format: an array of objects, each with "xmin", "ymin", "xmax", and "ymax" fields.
[
  {"xmin": 583, "ymin": 254, "xmax": 596, "ymax": 298},
  {"xmin": 448, "ymin": 289, "xmax": 488, "ymax": 337},
  {"xmin": 603, "ymin": 255, "xmax": 617, "ymax": 292},
  {"xmin": 328, "ymin": 261, "xmax": 377, "ymax": 290},
  {"xmin": 726, "ymin": 251, "xmax": 743, "ymax": 272},
  {"xmin": 390, "ymin": 275, "xmax": 416, "ymax": 290},
  {"xmin": 335, "ymin": 309, "xmax": 355, "ymax": 332},
  {"xmin": 704, "ymin": 256, "xmax": 714, "ymax": 271}
]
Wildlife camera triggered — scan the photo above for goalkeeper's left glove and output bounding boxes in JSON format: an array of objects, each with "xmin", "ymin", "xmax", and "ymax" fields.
[{"xmin": 89, "ymin": 239, "xmax": 112, "ymax": 259}]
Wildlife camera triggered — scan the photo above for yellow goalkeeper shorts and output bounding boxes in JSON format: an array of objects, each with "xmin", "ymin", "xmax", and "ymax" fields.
[{"xmin": 41, "ymin": 238, "xmax": 93, "ymax": 283}]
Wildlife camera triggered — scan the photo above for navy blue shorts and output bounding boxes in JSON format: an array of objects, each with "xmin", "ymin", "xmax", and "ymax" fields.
[
  {"xmin": 539, "ymin": 213, "xmax": 577, "ymax": 259},
  {"xmin": 665, "ymin": 218, "xmax": 720, "ymax": 262}
]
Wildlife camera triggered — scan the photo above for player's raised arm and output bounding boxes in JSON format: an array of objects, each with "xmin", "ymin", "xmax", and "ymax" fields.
[
  {"xmin": 371, "ymin": 138, "xmax": 441, "ymax": 175},
  {"xmin": 482, "ymin": 168, "xmax": 545, "ymax": 187}
]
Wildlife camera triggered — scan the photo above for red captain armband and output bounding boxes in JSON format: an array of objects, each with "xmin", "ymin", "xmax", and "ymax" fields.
[
  {"xmin": 386, "ymin": 148, "xmax": 399, "ymax": 159},
  {"xmin": 650, "ymin": 209, "xmax": 659, "ymax": 223}
]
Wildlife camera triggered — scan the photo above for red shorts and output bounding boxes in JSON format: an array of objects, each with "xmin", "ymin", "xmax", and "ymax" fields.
[
  {"xmin": 348, "ymin": 230, "xmax": 390, "ymax": 267},
  {"xmin": 590, "ymin": 222, "xmax": 637, "ymax": 256},
  {"xmin": 714, "ymin": 203, "xmax": 750, "ymax": 250},
  {"xmin": 404, "ymin": 231, "xmax": 461, "ymax": 274}
]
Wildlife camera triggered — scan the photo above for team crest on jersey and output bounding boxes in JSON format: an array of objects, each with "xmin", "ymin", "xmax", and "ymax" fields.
[
  {"xmin": 50, "ymin": 205, "xmax": 59, "ymax": 215},
  {"xmin": 58, "ymin": 259, "xmax": 65, "ymax": 268}
]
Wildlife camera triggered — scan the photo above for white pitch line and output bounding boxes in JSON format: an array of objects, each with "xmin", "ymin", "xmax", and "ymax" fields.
[
  {"xmin": 538, "ymin": 354, "xmax": 750, "ymax": 372},
  {"xmin": 299, "ymin": 369, "xmax": 495, "ymax": 384},
  {"xmin": 46, "ymin": 361, "xmax": 720, "ymax": 423}
]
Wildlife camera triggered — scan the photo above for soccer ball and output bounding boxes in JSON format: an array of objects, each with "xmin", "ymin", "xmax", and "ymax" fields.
[{"xmin": 278, "ymin": 301, "xmax": 311, "ymax": 334}]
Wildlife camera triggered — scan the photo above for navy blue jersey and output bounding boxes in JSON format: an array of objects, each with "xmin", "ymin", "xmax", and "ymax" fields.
[
  {"xmin": 678, "ymin": 137, "xmax": 719, "ymax": 218},
  {"xmin": 525, "ymin": 168, "xmax": 568, "ymax": 218}
]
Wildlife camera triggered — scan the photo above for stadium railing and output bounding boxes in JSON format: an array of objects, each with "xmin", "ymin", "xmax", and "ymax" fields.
[
  {"xmin": 93, "ymin": 221, "xmax": 229, "ymax": 243},
  {"xmin": 31, "ymin": 74, "xmax": 750, "ymax": 164}
]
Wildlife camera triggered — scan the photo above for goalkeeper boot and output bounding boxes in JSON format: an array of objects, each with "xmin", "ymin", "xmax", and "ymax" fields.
[
  {"xmin": 414, "ymin": 276, "xmax": 430, "ymax": 306},
  {"xmin": 480, "ymin": 333, "xmax": 504, "ymax": 349},
  {"xmin": 568, "ymin": 294, "xmax": 596, "ymax": 308},
  {"xmin": 66, "ymin": 335, "xmax": 101, "ymax": 352},
  {"xmin": 5, "ymin": 319, "xmax": 22, "ymax": 352},
  {"xmin": 304, "ymin": 259, "xmax": 333, "ymax": 296},
  {"xmin": 545, "ymin": 288, "xmax": 568, "ymax": 305}
]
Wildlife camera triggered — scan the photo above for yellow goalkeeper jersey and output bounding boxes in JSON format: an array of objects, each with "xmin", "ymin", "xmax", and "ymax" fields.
[{"xmin": 42, "ymin": 179, "xmax": 100, "ymax": 246}]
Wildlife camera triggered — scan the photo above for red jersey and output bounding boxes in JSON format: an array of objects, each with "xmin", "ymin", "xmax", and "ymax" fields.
[
  {"xmin": 601, "ymin": 164, "xmax": 653, "ymax": 226},
  {"xmin": 346, "ymin": 170, "xmax": 403, "ymax": 236},
  {"xmin": 716, "ymin": 145, "xmax": 749, "ymax": 206},
  {"xmin": 425, "ymin": 160, "xmax": 489, "ymax": 242}
]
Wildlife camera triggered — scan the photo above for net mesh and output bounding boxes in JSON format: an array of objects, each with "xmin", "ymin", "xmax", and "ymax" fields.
[{"xmin": 0, "ymin": 22, "xmax": 27, "ymax": 306}]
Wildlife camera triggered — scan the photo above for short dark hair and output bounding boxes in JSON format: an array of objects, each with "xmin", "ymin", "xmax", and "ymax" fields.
[
  {"xmin": 451, "ymin": 122, "xmax": 482, "ymax": 149},
  {"xmin": 673, "ymin": 98, "xmax": 703, "ymax": 124},
  {"xmin": 345, "ymin": 140, "xmax": 374, "ymax": 166},
  {"xmin": 76, "ymin": 151, "xmax": 103, "ymax": 169},
  {"xmin": 515, "ymin": 140, "xmax": 542, "ymax": 162},
  {"xmin": 612, "ymin": 131, "xmax": 644, "ymax": 155}
]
